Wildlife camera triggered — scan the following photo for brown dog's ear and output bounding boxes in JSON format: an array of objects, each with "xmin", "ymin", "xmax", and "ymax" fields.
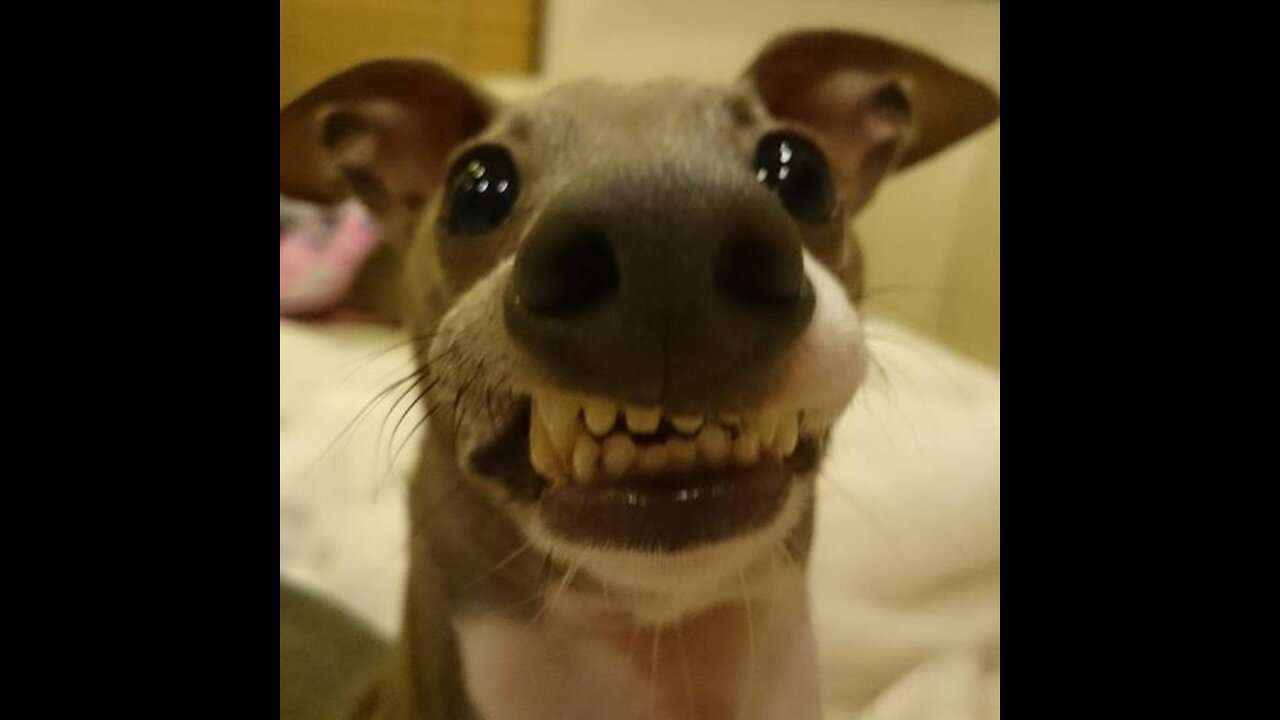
[
  {"xmin": 280, "ymin": 59, "xmax": 493, "ymax": 229},
  {"xmin": 279, "ymin": 60, "xmax": 491, "ymax": 325},
  {"xmin": 746, "ymin": 30, "xmax": 999, "ymax": 210}
]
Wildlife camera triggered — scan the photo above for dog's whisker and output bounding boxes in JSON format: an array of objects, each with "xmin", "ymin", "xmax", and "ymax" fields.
[
  {"xmin": 349, "ymin": 353, "xmax": 422, "ymax": 406},
  {"xmin": 483, "ymin": 382, "xmax": 498, "ymax": 428},
  {"xmin": 528, "ymin": 555, "xmax": 577, "ymax": 627},
  {"xmin": 482, "ymin": 367, "xmax": 514, "ymax": 427},
  {"xmin": 290, "ymin": 369, "xmax": 427, "ymax": 488},
  {"xmin": 384, "ymin": 398, "xmax": 448, "ymax": 484},
  {"xmin": 851, "ymin": 377, "xmax": 912, "ymax": 459},
  {"xmin": 855, "ymin": 348, "xmax": 936, "ymax": 458},
  {"xmin": 370, "ymin": 346, "xmax": 466, "ymax": 497},
  {"xmin": 394, "ymin": 480, "xmax": 543, "ymax": 602},
  {"xmin": 492, "ymin": 550, "xmax": 554, "ymax": 616},
  {"xmin": 373, "ymin": 371, "xmax": 432, "ymax": 482},
  {"xmin": 865, "ymin": 330, "xmax": 975, "ymax": 401},
  {"xmin": 536, "ymin": 551, "xmax": 553, "ymax": 598},
  {"xmin": 861, "ymin": 282, "xmax": 945, "ymax": 298},
  {"xmin": 295, "ymin": 340, "xmax": 459, "ymax": 498},
  {"xmin": 865, "ymin": 350, "xmax": 893, "ymax": 394},
  {"xmin": 460, "ymin": 540, "xmax": 534, "ymax": 594},
  {"xmin": 450, "ymin": 358, "xmax": 487, "ymax": 442},
  {"xmin": 376, "ymin": 374, "xmax": 445, "ymax": 496},
  {"xmin": 860, "ymin": 282, "xmax": 990, "ymax": 312},
  {"xmin": 333, "ymin": 331, "xmax": 440, "ymax": 385},
  {"xmin": 548, "ymin": 559, "xmax": 581, "ymax": 621}
]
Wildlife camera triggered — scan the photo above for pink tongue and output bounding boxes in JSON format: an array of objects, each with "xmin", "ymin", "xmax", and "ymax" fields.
[{"xmin": 279, "ymin": 199, "xmax": 381, "ymax": 320}]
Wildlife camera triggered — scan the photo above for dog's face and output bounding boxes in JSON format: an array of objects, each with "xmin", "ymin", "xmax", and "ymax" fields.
[{"xmin": 282, "ymin": 30, "xmax": 998, "ymax": 623}]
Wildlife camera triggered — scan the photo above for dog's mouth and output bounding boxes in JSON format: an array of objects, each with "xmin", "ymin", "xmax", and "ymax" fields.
[{"xmin": 471, "ymin": 388, "xmax": 830, "ymax": 552}]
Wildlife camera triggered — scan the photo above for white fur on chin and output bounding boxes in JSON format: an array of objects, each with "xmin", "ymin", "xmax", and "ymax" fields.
[{"xmin": 517, "ymin": 480, "xmax": 813, "ymax": 625}]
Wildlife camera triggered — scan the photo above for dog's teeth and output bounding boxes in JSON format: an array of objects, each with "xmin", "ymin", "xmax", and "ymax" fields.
[
  {"xmin": 636, "ymin": 444, "xmax": 669, "ymax": 474},
  {"xmin": 670, "ymin": 414, "xmax": 704, "ymax": 435},
  {"xmin": 754, "ymin": 410, "xmax": 780, "ymax": 448},
  {"xmin": 534, "ymin": 391, "xmax": 823, "ymax": 476},
  {"xmin": 668, "ymin": 438, "xmax": 697, "ymax": 470},
  {"xmin": 775, "ymin": 414, "xmax": 799, "ymax": 457},
  {"xmin": 584, "ymin": 399, "xmax": 618, "ymax": 436},
  {"xmin": 733, "ymin": 428, "xmax": 761, "ymax": 465},
  {"xmin": 625, "ymin": 406, "xmax": 662, "ymax": 435},
  {"xmin": 571, "ymin": 436, "xmax": 601, "ymax": 483},
  {"xmin": 537, "ymin": 395, "xmax": 582, "ymax": 458},
  {"xmin": 697, "ymin": 424, "xmax": 731, "ymax": 465},
  {"xmin": 530, "ymin": 412, "xmax": 566, "ymax": 483},
  {"xmin": 602, "ymin": 434, "xmax": 637, "ymax": 478}
]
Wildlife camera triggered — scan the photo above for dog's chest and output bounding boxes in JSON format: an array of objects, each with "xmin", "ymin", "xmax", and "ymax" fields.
[{"xmin": 454, "ymin": 587, "xmax": 820, "ymax": 720}]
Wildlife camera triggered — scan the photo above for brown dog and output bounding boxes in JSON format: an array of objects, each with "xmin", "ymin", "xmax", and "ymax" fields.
[{"xmin": 279, "ymin": 29, "xmax": 998, "ymax": 720}]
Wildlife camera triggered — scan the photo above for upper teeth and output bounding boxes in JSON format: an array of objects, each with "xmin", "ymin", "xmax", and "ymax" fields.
[{"xmin": 529, "ymin": 391, "xmax": 819, "ymax": 485}]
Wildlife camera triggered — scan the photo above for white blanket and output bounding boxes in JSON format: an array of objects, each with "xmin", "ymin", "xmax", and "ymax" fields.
[{"xmin": 280, "ymin": 316, "xmax": 1000, "ymax": 719}]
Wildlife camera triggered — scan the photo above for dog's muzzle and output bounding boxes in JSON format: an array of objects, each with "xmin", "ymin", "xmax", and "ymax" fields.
[{"xmin": 485, "ymin": 162, "xmax": 837, "ymax": 551}]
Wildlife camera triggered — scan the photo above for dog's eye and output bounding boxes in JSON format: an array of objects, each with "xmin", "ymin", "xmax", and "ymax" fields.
[
  {"xmin": 754, "ymin": 132, "xmax": 835, "ymax": 224},
  {"xmin": 442, "ymin": 145, "xmax": 520, "ymax": 235}
]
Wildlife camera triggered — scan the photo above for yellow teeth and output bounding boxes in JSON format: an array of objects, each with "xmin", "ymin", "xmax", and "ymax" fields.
[
  {"xmin": 636, "ymin": 444, "xmax": 669, "ymax": 474},
  {"xmin": 732, "ymin": 428, "xmax": 761, "ymax": 466},
  {"xmin": 602, "ymin": 434, "xmax": 637, "ymax": 478},
  {"xmin": 698, "ymin": 425, "xmax": 731, "ymax": 465},
  {"xmin": 538, "ymin": 398, "xmax": 581, "ymax": 459},
  {"xmin": 625, "ymin": 406, "xmax": 662, "ymax": 435},
  {"xmin": 583, "ymin": 399, "xmax": 617, "ymax": 436},
  {"xmin": 571, "ymin": 436, "xmax": 601, "ymax": 483},
  {"xmin": 668, "ymin": 439, "xmax": 697, "ymax": 470},
  {"xmin": 529, "ymin": 407, "xmax": 567, "ymax": 483},
  {"xmin": 670, "ymin": 414, "xmax": 704, "ymax": 434},
  {"xmin": 528, "ymin": 392, "xmax": 828, "ymax": 485}
]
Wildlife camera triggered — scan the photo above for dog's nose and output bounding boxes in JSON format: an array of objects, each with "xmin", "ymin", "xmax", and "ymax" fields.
[{"xmin": 505, "ymin": 163, "xmax": 815, "ymax": 409}]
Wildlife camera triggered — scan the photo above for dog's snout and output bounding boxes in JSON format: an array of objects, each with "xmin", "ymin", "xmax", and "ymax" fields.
[
  {"xmin": 513, "ymin": 228, "xmax": 620, "ymax": 316},
  {"xmin": 714, "ymin": 226, "xmax": 807, "ymax": 307},
  {"xmin": 506, "ymin": 163, "xmax": 814, "ymax": 408}
]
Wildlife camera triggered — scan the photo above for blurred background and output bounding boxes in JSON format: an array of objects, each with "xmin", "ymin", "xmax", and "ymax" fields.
[{"xmin": 280, "ymin": 0, "xmax": 1000, "ymax": 366}]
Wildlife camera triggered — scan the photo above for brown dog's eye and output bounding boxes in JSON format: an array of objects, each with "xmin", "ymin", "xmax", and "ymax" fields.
[
  {"xmin": 442, "ymin": 145, "xmax": 520, "ymax": 235},
  {"xmin": 754, "ymin": 132, "xmax": 835, "ymax": 224}
]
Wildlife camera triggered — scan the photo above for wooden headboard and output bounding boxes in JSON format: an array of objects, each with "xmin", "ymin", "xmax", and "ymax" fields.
[{"xmin": 280, "ymin": 0, "xmax": 543, "ymax": 107}]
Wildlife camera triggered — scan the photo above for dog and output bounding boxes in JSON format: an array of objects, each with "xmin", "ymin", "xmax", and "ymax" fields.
[{"xmin": 279, "ymin": 29, "xmax": 999, "ymax": 720}]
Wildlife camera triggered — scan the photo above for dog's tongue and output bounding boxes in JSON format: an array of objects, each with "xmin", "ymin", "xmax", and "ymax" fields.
[{"xmin": 280, "ymin": 198, "xmax": 380, "ymax": 321}]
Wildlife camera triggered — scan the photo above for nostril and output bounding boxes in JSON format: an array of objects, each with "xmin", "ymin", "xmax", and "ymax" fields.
[
  {"xmin": 514, "ymin": 230, "xmax": 620, "ymax": 315},
  {"xmin": 714, "ymin": 229, "xmax": 806, "ymax": 306}
]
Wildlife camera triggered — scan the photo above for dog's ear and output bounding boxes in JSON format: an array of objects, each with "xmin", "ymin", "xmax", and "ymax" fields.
[
  {"xmin": 280, "ymin": 59, "xmax": 494, "ymax": 238},
  {"xmin": 746, "ymin": 30, "xmax": 999, "ymax": 211},
  {"xmin": 280, "ymin": 60, "xmax": 493, "ymax": 325}
]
